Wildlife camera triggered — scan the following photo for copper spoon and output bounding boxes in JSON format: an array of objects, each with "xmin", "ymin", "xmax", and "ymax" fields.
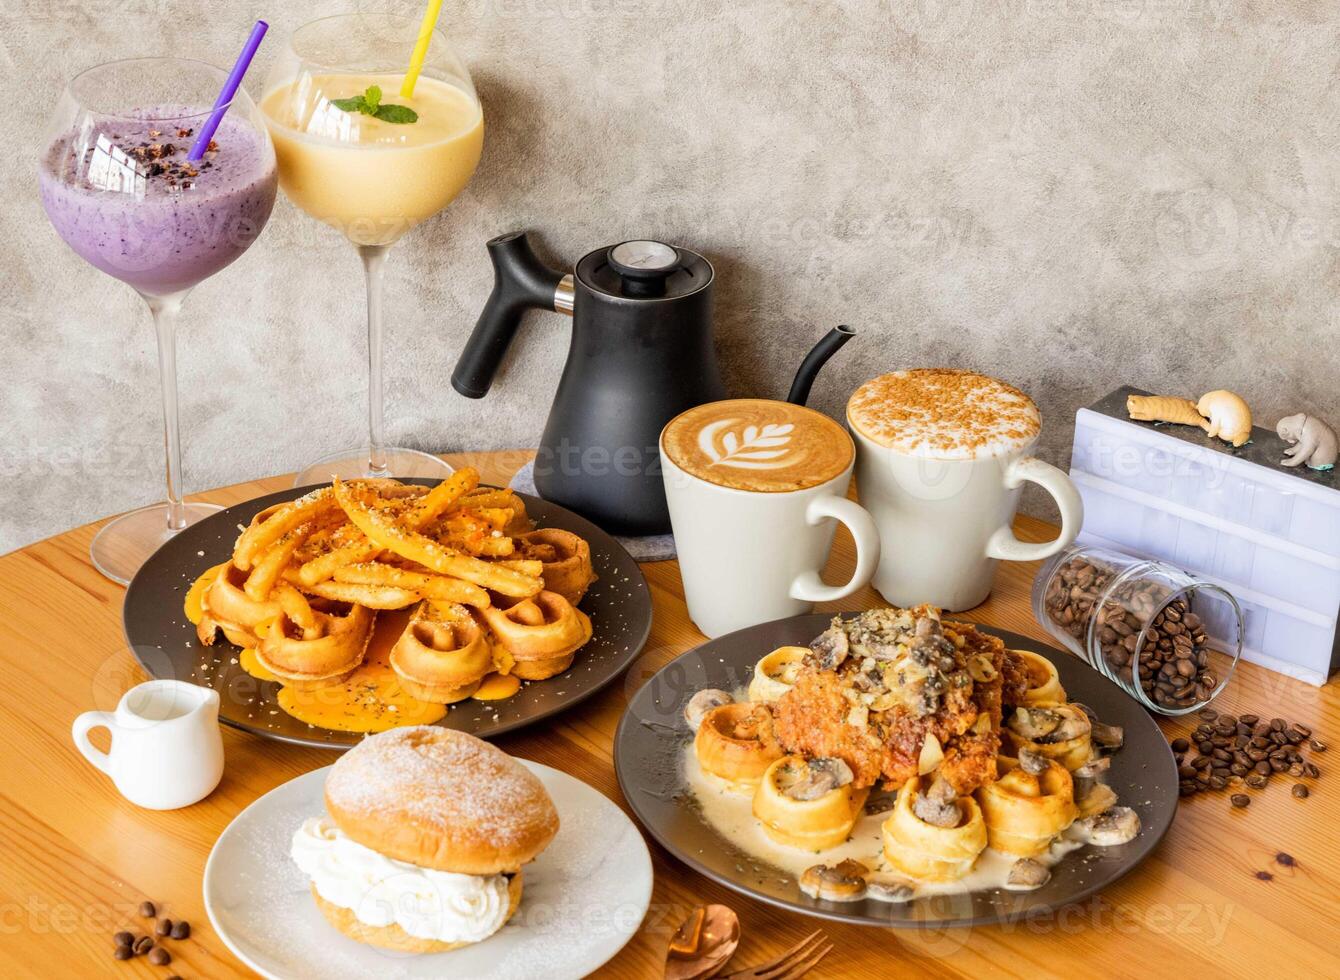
[{"xmin": 664, "ymin": 904, "xmax": 742, "ymax": 980}]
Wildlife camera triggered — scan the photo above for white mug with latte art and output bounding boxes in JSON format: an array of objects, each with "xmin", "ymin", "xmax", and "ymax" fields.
[
  {"xmin": 847, "ymin": 370, "xmax": 1084, "ymax": 611},
  {"xmin": 661, "ymin": 399, "xmax": 881, "ymax": 638}
]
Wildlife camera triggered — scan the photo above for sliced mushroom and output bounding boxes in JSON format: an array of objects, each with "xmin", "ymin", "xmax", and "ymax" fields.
[
  {"xmin": 1017, "ymin": 747, "xmax": 1050, "ymax": 775},
  {"xmin": 866, "ymin": 880, "xmax": 914, "ymax": 903},
  {"xmin": 912, "ymin": 775, "xmax": 961, "ymax": 828},
  {"xmin": 917, "ymin": 733, "xmax": 944, "ymax": 775},
  {"xmin": 1069, "ymin": 701, "xmax": 1099, "ymax": 723},
  {"xmin": 799, "ymin": 860, "xmax": 869, "ymax": 902},
  {"xmin": 913, "ymin": 614, "xmax": 942, "ymax": 641},
  {"xmin": 1048, "ymin": 708, "xmax": 1092, "ymax": 743},
  {"xmin": 1009, "ymin": 707, "xmax": 1062, "ymax": 740},
  {"xmin": 1090, "ymin": 720, "xmax": 1124, "ymax": 750},
  {"xmin": 1073, "ymin": 756, "xmax": 1111, "ymax": 779},
  {"xmin": 911, "ymin": 615, "xmax": 956, "ymax": 667},
  {"xmin": 809, "ymin": 626, "xmax": 850, "ymax": 672},
  {"xmin": 1072, "ymin": 806, "xmax": 1141, "ymax": 846},
  {"xmin": 967, "ymin": 653, "xmax": 998, "ymax": 684},
  {"xmin": 684, "ymin": 689, "xmax": 734, "ymax": 731},
  {"xmin": 1005, "ymin": 858, "xmax": 1051, "ymax": 890},
  {"xmin": 783, "ymin": 757, "xmax": 854, "ymax": 801},
  {"xmin": 863, "ymin": 790, "xmax": 898, "ymax": 815}
]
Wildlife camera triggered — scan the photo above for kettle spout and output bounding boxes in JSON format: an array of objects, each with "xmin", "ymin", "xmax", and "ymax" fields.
[
  {"xmin": 786, "ymin": 325, "xmax": 856, "ymax": 405},
  {"xmin": 452, "ymin": 232, "xmax": 568, "ymax": 399}
]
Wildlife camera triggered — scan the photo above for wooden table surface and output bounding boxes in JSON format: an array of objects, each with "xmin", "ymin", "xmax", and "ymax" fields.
[{"xmin": 1, "ymin": 450, "xmax": 1335, "ymax": 979}]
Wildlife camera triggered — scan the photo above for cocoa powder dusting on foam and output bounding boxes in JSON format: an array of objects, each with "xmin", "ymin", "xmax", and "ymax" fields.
[
  {"xmin": 325, "ymin": 727, "xmax": 548, "ymax": 845},
  {"xmin": 848, "ymin": 369, "xmax": 1041, "ymax": 458}
]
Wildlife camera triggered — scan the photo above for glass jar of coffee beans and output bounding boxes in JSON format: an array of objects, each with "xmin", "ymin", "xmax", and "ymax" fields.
[{"xmin": 1032, "ymin": 545, "xmax": 1244, "ymax": 715}]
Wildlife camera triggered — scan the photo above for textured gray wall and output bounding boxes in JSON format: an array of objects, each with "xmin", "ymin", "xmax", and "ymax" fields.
[{"xmin": 4, "ymin": 1, "xmax": 1338, "ymax": 552}]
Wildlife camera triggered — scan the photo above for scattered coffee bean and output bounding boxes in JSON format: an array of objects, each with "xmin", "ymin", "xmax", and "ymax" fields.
[
  {"xmin": 1277, "ymin": 852, "xmax": 1296, "ymax": 866},
  {"xmin": 148, "ymin": 947, "xmax": 171, "ymax": 967},
  {"xmin": 133, "ymin": 936, "xmax": 154, "ymax": 956},
  {"xmin": 171, "ymin": 920, "xmax": 191, "ymax": 940},
  {"xmin": 113, "ymin": 945, "xmax": 132, "ymax": 961},
  {"xmin": 1167, "ymin": 711, "xmax": 1324, "ymax": 808},
  {"xmin": 1311, "ymin": 739, "xmax": 1327, "ymax": 752},
  {"xmin": 1255, "ymin": 870, "xmax": 1273, "ymax": 881},
  {"xmin": 138, "ymin": 901, "xmax": 156, "ymax": 918},
  {"xmin": 155, "ymin": 918, "xmax": 173, "ymax": 937},
  {"xmin": 113, "ymin": 931, "xmax": 133, "ymax": 947}
]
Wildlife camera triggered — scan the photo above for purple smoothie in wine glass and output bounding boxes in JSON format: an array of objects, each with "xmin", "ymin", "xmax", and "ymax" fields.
[{"xmin": 39, "ymin": 107, "xmax": 277, "ymax": 296}]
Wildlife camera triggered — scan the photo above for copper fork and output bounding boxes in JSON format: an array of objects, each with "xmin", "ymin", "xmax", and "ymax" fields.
[{"xmin": 718, "ymin": 930, "xmax": 832, "ymax": 980}]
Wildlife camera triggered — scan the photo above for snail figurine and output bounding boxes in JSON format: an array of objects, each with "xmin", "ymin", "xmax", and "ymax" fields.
[
  {"xmin": 1196, "ymin": 390, "xmax": 1253, "ymax": 447},
  {"xmin": 1277, "ymin": 414, "xmax": 1338, "ymax": 470}
]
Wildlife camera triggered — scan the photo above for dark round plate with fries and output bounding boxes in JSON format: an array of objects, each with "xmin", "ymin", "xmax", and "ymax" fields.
[{"xmin": 122, "ymin": 477, "xmax": 652, "ymax": 749}]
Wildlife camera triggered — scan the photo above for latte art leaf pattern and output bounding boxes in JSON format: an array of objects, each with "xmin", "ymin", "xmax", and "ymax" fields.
[{"xmin": 698, "ymin": 420, "xmax": 798, "ymax": 470}]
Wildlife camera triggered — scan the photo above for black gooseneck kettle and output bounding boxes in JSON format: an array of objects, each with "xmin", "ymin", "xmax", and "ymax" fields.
[{"xmin": 452, "ymin": 231, "xmax": 854, "ymax": 535}]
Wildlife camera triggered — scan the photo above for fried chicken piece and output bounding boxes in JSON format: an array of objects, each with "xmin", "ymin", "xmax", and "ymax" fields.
[
  {"xmin": 772, "ymin": 607, "xmax": 1009, "ymax": 796},
  {"xmin": 995, "ymin": 644, "xmax": 1029, "ymax": 708}
]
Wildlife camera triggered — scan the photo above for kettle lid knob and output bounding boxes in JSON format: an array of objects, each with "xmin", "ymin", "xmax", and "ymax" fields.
[{"xmin": 607, "ymin": 240, "xmax": 682, "ymax": 297}]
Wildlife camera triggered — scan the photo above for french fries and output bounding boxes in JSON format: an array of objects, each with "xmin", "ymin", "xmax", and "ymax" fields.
[
  {"xmin": 333, "ymin": 479, "xmax": 543, "ymax": 598},
  {"xmin": 194, "ymin": 470, "xmax": 562, "ymax": 678},
  {"xmin": 332, "ymin": 563, "xmax": 490, "ymax": 607},
  {"xmin": 234, "ymin": 487, "xmax": 337, "ymax": 570}
]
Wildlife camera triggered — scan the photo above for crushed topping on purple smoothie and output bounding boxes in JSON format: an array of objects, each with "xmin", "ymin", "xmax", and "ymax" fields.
[{"xmin": 75, "ymin": 130, "xmax": 220, "ymax": 191}]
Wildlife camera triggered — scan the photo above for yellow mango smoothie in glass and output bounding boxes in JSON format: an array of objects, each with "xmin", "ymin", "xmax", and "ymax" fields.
[{"xmin": 261, "ymin": 72, "xmax": 482, "ymax": 245}]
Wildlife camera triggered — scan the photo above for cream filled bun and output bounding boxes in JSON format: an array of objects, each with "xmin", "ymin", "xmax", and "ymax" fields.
[{"xmin": 292, "ymin": 726, "xmax": 559, "ymax": 953}]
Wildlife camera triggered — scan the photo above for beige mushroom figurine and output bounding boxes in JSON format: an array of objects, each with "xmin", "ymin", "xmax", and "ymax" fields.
[
  {"xmin": 1196, "ymin": 390, "xmax": 1253, "ymax": 447},
  {"xmin": 1277, "ymin": 414, "xmax": 1338, "ymax": 471}
]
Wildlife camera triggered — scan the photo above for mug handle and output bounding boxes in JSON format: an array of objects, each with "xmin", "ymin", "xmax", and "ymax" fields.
[
  {"xmin": 985, "ymin": 456, "xmax": 1084, "ymax": 563},
  {"xmin": 72, "ymin": 711, "xmax": 116, "ymax": 776},
  {"xmin": 789, "ymin": 495, "xmax": 882, "ymax": 603}
]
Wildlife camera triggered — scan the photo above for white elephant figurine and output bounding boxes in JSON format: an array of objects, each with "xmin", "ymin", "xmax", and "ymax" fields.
[{"xmin": 1276, "ymin": 414, "xmax": 1338, "ymax": 470}]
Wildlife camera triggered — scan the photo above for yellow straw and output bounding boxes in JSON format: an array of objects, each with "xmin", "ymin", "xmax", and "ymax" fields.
[{"xmin": 400, "ymin": 0, "xmax": 445, "ymax": 99}]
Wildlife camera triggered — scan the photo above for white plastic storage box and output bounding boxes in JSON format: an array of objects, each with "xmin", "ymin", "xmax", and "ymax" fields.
[{"xmin": 1069, "ymin": 386, "xmax": 1340, "ymax": 686}]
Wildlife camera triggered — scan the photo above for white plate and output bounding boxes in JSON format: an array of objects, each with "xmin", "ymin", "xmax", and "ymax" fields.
[{"xmin": 204, "ymin": 760, "xmax": 652, "ymax": 980}]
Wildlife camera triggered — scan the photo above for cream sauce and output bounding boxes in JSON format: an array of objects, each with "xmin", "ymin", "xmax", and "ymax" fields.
[{"xmin": 683, "ymin": 745, "xmax": 1086, "ymax": 901}]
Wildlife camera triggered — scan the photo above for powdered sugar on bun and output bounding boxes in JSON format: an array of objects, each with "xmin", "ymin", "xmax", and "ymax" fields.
[{"xmin": 325, "ymin": 726, "xmax": 559, "ymax": 875}]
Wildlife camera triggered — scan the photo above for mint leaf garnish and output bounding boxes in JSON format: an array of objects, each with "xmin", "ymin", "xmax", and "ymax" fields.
[
  {"xmin": 373, "ymin": 104, "xmax": 418, "ymax": 124},
  {"xmin": 330, "ymin": 86, "xmax": 417, "ymax": 124}
]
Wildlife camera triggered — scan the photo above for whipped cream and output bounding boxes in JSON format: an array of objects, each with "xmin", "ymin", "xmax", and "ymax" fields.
[{"xmin": 291, "ymin": 816, "xmax": 511, "ymax": 944}]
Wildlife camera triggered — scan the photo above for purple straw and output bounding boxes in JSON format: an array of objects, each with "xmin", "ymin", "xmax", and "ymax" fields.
[{"xmin": 188, "ymin": 20, "xmax": 269, "ymax": 161}]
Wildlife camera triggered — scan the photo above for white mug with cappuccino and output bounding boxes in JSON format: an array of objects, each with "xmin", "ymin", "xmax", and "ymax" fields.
[
  {"xmin": 661, "ymin": 398, "xmax": 881, "ymax": 638},
  {"xmin": 847, "ymin": 369, "xmax": 1083, "ymax": 611}
]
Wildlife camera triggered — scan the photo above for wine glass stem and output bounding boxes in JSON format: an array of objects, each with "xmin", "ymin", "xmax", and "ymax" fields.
[
  {"xmin": 146, "ymin": 292, "xmax": 188, "ymax": 532},
  {"xmin": 360, "ymin": 244, "xmax": 391, "ymax": 478}
]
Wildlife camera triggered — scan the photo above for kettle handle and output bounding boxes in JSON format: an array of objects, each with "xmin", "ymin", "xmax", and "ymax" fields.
[{"xmin": 452, "ymin": 232, "xmax": 567, "ymax": 399}]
